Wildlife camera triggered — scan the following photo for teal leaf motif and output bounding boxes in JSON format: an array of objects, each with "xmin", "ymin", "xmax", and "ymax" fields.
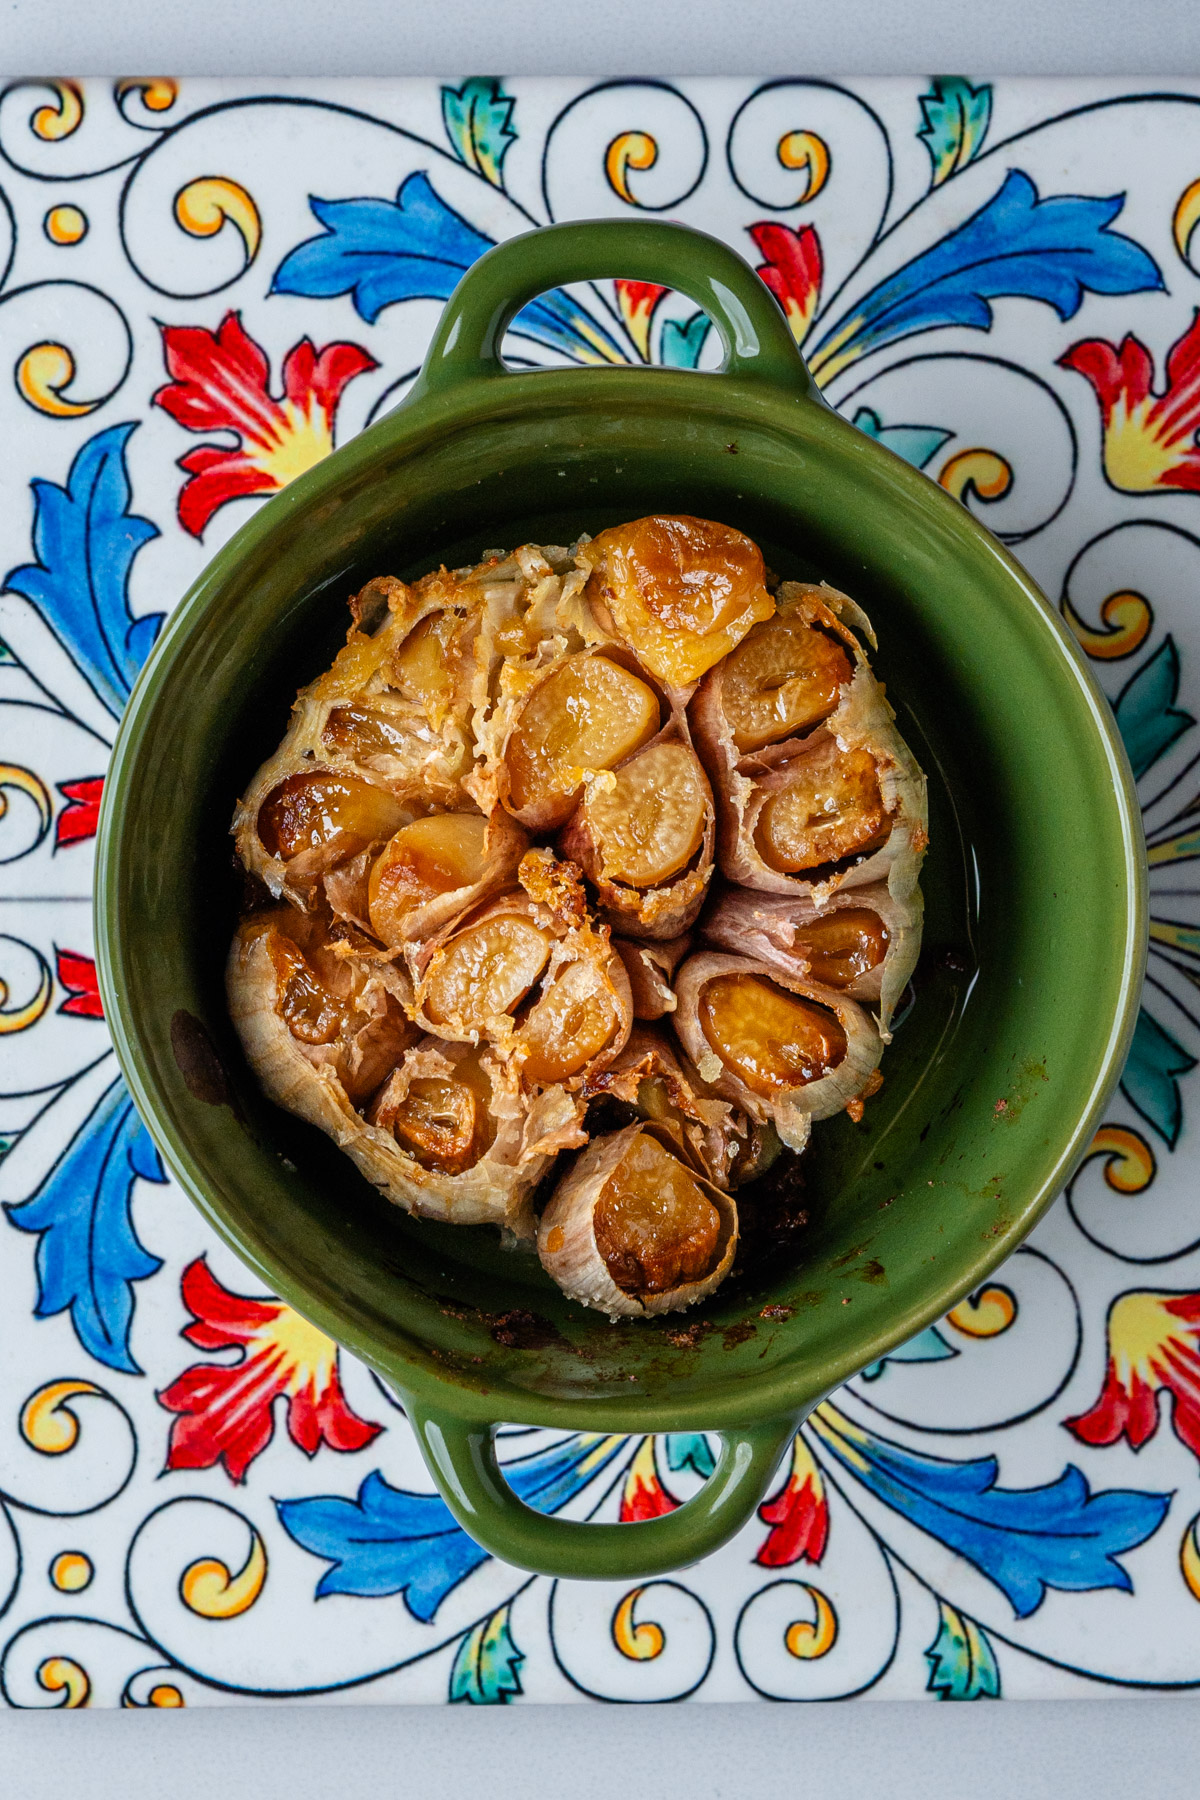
[
  {"xmin": 918, "ymin": 77, "xmax": 993, "ymax": 187},
  {"xmin": 852, "ymin": 405, "xmax": 953, "ymax": 472},
  {"xmin": 441, "ymin": 78, "xmax": 517, "ymax": 189},
  {"xmin": 665, "ymin": 1432, "xmax": 716, "ymax": 1479},
  {"xmin": 661, "ymin": 310, "xmax": 712, "ymax": 369},
  {"xmin": 861, "ymin": 1322, "xmax": 957, "ymax": 1380},
  {"xmin": 925, "ymin": 1600, "xmax": 1001, "ymax": 1699},
  {"xmin": 1114, "ymin": 636, "xmax": 1195, "ymax": 780},
  {"xmin": 1121, "ymin": 1007, "xmax": 1197, "ymax": 1149},
  {"xmin": 450, "ymin": 1603, "xmax": 525, "ymax": 1704}
]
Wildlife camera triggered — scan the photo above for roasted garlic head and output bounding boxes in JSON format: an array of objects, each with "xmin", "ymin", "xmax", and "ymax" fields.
[{"xmin": 229, "ymin": 518, "xmax": 927, "ymax": 1317}]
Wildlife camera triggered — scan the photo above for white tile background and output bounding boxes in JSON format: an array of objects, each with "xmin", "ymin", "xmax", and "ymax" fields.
[{"xmin": 5, "ymin": 0, "xmax": 1200, "ymax": 1793}]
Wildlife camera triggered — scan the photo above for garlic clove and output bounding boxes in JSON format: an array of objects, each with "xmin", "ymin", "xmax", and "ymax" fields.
[{"xmin": 537, "ymin": 1122, "xmax": 737, "ymax": 1317}]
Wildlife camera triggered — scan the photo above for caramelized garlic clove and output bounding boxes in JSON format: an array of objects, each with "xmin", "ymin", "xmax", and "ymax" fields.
[
  {"xmin": 420, "ymin": 910, "xmax": 553, "ymax": 1037},
  {"xmin": 754, "ymin": 738, "xmax": 890, "ymax": 874},
  {"xmin": 369, "ymin": 1044, "xmax": 495, "ymax": 1174},
  {"xmin": 577, "ymin": 515, "xmax": 775, "ymax": 689},
  {"xmin": 691, "ymin": 581, "xmax": 928, "ymax": 908},
  {"xmin": 673, "ymin": 951, "xmax": 882, "ymax": 1143},
  {"xmin": 258, "ymin": 770, "xmax": 409, "ymax": 872},
  {"xmin": 367, "ymin": 810, "xmax": 529, "ymax": 950},
  {"xmin": 721, "ymin": 611, "xmax": 853, "ymax": 752},
  {"xmin": 513, "ymin": 947, "xmax": 632, "ymax": 1088},
  {"xmin": 559, "ymin": 731, "xmax": 715, "ymax": 939},
  {"xmin": 537, "ymin": 1122, "xmax": 737, "ymax": 1317},
  {"xmin": 229, "ymin": 925, "xmax": 572, "ymax": 1233},
  {"xmin": 502, "ymin": 652, "xmax": 660, "ymax": 830},
  {"xmin": 701, "ymin": 881, "xmax": 921, "ymax": 1039}
]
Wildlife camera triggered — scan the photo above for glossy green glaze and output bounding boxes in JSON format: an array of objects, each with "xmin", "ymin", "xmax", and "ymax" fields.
[{"xmin": 95, "ymin": 219, "xmax": 1146, "ymax": 1581}]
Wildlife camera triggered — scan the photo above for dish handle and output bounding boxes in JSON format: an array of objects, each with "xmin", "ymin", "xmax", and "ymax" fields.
[
  {"xmin": 401, "ymin": 1399, "xmax": 800, "ymax": 1579},
  {"xmin": 410, "ymin": 215, "xmax": 822, "ymax": 403}
]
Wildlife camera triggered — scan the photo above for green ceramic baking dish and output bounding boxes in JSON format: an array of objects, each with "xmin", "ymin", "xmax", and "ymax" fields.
[{"xmin": 95, "ymin": 218, "xmax": 1146, "ymax": 1581}]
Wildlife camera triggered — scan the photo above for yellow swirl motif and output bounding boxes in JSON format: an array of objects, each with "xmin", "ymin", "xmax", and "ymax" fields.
[
  {"xmin": 16, "ymin": 344, "xmax": 101, "ymax": 419},
  {"xmin": 777, "ymin": 130, "xmax": 830, "ymax": 203},
  {"xmin": 947, "ymin": 1284, "xmax": 1017, "ymax": 1339},
  {"xmin": 0, "ymin": 948, "xmax": 52, "ymax": 1036},
  {"xmin": 1062, "ymin": 588, "xmax": 1152, "ymax": 662},
  {"xmin": 181, "ymin": 1531, "xmax": 267, "ymax": 1619},
  {"xmin": 31, "ymin": 81, "xmax": 84, "ymax": 142},
  {"xmin": 1182, "ymin": 1513, "xmax": 1200, "ymax": 1601},
  {"xmin": 605, "ymin": 132, "xmax": 658, "ymax": 206},
  {"xmin": 1174, "ymin": 179, "xmax": 1200, "ymax": 269},
  {"xmin": 938, "ymin": 449, "xmax": 1012, "ymax": 505},
  {"xmin": 44, "ymin": 205, "xmax": 88, "ymax": 246},
  {"xmin": 1081, "ymin": 1123, "xmax": 1156, "ymax": 1195},
  {"xmin": 37, "ymin": 1657, "xmax": 90, "ymax": 1707},
  {"xmin": 116, "ymin": 77, "xmax": 178, "ymax": 114},
  {"xmin": 0, "ymin": 763, "xmax": 52, "ymax": 846},
  {"xmin": 174, "ymin": 176, "xmax": 261, "ymax": 264},
  {"xmin": 612, "ymin": 1585, "xmax": 665, "ymax": 1660},
  {"xmin": 20, "ymin": 1379, "xmax": 102, "ymax": 1454},
  {"xmin": 49, "ymin": 1551, "xmax": 93, "ymax": 1593},
  {"xmin": 783, "ymin": 1584, "xmax": 838, "ymax": 1660}
]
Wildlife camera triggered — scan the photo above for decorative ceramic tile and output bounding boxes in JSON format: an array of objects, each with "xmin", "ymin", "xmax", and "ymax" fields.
[{"xmin": 0, "ymin": 73, "xmax": 1197, "ymax": 1708}]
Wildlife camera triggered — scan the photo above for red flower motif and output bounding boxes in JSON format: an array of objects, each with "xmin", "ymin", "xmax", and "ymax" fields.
[
  {"xmin": 755, "ymin": 1432, "xmax": 828, "ymax": 1566},
  {"xmin": 56, "ymin": 777, "xmax": 103, "ymax": 848},
  {"xmin": 614, "ymin": 279, "xmax": 669, "ymax": 362},
  {"xmin": 158, "ymin": 1257, "xmax": 381, "ymax": 1484},
  {"xmin": 619, "ymin": 1436, "xmax": 679, "ymax": 1522},
  {"xmin": 56, "ymin": 949, "xmax": 102, "ymax": 1018},
  {"xmin": 749, "ymin": 222, "xmax": 823, "ymax": 348},
  {"xmin": 153, "ymin": 312, "xmax": 377, "ymax": 537},
  {"xmin": 1060, "ymin": 311, "xmax": 1200, "ymax": 493},
  {"xmin": 1065, "ymin": 1288, "xmax": 1200, "ymax": 1460}
]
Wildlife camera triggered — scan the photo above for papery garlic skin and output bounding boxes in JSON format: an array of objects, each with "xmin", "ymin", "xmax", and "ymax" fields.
[
  {"xmin": 537, "ymin": 1122, "xmax": 738, "ymax": 1318},
  {"xmin": 228, "ymin": 917, "xmax": 579, "ymax": 1236},
  {"xmin": 672, "ymin": 951, "xmax": 883, "ymax": 1148}
]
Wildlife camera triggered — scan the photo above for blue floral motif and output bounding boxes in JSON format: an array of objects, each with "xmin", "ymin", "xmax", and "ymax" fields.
[
  {"xmin": 277, "ymin": 1433, "xmax": 627, "ymax": 1622},
  {"xmin": 271, "ymin": 171, "xmax": 628, "ymax": 365},
  {"xmin": 811, "ymin": 1406, "xmax": 1170, "ymax": 1618},
  {"xmin": 808, "ymin": 171, "xmax": 1164, "ymax": 378},
  {"xmin": 3, "ymin": 423, "xmax": 161, "ymax": 720},
  {"xmin": 6, "ymin": 1076, "xmax": 165, "ymax": 1375}
]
